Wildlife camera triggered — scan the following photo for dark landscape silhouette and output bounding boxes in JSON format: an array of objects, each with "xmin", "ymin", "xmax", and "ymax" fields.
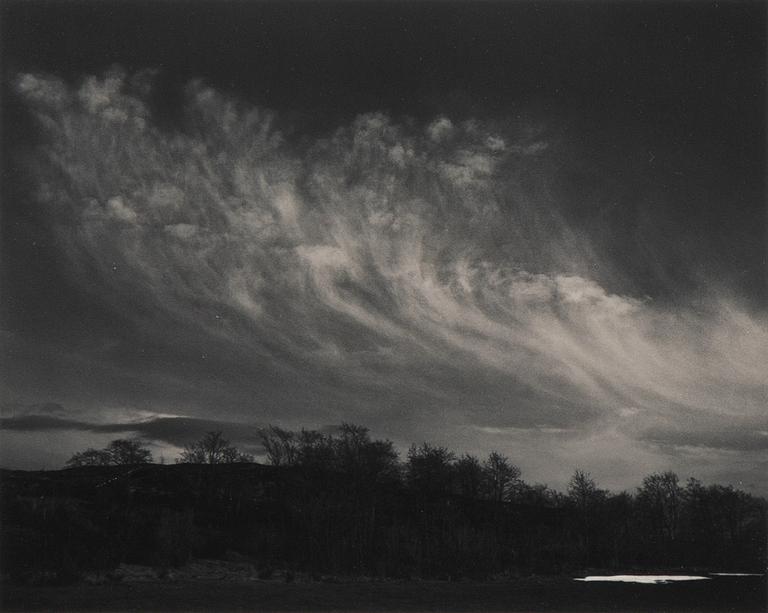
[{"xmin": 2, "ymin": 426, "xmax": 765, "ymax": 603}]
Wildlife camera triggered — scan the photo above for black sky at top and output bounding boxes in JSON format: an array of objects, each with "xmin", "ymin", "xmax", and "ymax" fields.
[
  {"xmin": 3, "ymin": 2, "xmax": 765, "ymax": 138},
  {"xmin": 9, "ymin": 3, "xmax": 617, "ymax": 103},
  {"xmin": 1, "ymin": 0, "xmax": 766, "ymax": 354}
]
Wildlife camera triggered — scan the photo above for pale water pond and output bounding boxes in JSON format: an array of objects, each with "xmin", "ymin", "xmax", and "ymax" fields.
[
  {"xmin": 574, "ymin": 572, "xmax": 764, "ymax": 584},
  {"xmin": 575, "ymin": 575, "xmax": 711, "ymax": 584}
]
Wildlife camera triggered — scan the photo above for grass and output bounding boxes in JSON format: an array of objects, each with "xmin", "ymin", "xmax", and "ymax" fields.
[{"xmin": 1, "ymin": 573, "xmax": 765, "ymax": 612}]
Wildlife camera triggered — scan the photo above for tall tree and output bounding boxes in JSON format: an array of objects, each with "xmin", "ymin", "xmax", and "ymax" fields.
[
  {"xmin": 406, "ymin": 442, "xmax": 455, "ymax": 495},
  {"xmin": 454, "ymin": 454, "xmax": 484, "ymax": 498},
  {"xmin": 567, "ymin": 469, "xmax": 606, "ymax": 563},
  {"xmin": 106, "ymin": 439, "xmax": 153, "ymax": 464},
  {"xmin": 334, "ymin": 423, "xmax": 399, "ymax": 484},
  {"xmin": 296, "ymin": 428, "xmax": 334, "ymax": 470},
  {"xmin": 482, "ymin": 451, "xmax": 521, "ymax": 502},
  {"xmin": 177, "ymin": 431, "xmax": 253, "ymax": 464},
  {"xmin": 65, "ymin": 448, "xmax": 112, "ymax": 467},
  {"xmin": 258, "ymin": 425, "xmax": 299, "ymax": 466},
  {"xmin": 568, "ymin": 470, "xmax": 603, "ymax": 511},
  {"xmin": 637, "ymin": 471, "xmax": 683, "ymax": 543}
]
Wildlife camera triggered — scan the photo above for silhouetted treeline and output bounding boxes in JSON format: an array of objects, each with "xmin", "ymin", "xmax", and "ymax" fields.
[{"xmin": 1, "ymin": 425, "xmax": 765, "ymax": 585}]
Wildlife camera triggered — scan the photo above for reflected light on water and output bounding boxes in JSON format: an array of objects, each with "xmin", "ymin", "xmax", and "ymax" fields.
[{"xmin": 575, "ymin": 575, "xmax": 710, "ymax": 584}]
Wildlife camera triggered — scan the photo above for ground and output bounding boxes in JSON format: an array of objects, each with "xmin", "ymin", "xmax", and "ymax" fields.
[{"xmin": 1, "ymin": 568, "xmax": 765, "ymax": 612}]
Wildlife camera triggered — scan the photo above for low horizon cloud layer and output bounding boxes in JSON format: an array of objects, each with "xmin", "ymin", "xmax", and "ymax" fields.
[{"xmin": 3, "ymin": 69, "xmax": 766, "ymax": 493}]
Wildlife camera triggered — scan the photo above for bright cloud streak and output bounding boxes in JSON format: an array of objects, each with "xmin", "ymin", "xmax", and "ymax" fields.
[{"xmin": 11, "ymin": 68, "xmax": 768, "ymax": 488}]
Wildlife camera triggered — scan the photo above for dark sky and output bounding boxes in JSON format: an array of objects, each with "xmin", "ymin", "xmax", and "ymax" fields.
[{"xmin": 1, "ymin": 1, "xmax": 766, "ymax": 493}]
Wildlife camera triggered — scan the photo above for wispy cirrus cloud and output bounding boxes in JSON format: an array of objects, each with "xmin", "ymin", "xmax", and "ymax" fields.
[{"xmin": 9, "ymin": 68, "xmax": 768, "ymax": 490}]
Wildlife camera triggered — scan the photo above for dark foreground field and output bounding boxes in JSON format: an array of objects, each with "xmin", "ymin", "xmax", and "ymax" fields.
[
  {"xmin": 2, "ymin": 464, "xmax": 765, "ymax": 612},
  {"xmin": 2, "ymin": 574, "xmax": 765, "ymax": 613}
]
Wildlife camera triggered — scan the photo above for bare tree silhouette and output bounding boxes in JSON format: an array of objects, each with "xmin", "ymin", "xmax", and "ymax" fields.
[
  {"xmin": 406, "ymin": 442, "xmax": 455, "ymax": 495},
  {"xmin": 106, "ymin": 439, "xmax": 153, "ymax": 465},
  {"xmin": 177, "ymin": 431, "xmax": 253, "ymax": 464},
  {"xmin": 66, "ymin": 439, "xmax": 152, "ymax": 466},
  {"xmin": 258, "ymin": 425, "xmax": 299, "ymax": 466},
  {"xmin": 65, "ymin": 448, "xmax": 112, "ymax": 467},
  {"xmin": 483, "ymin": 451, "xmax": 521, "ymax": 501},
  {"xmin": 454, "ymin": 453, "xmax": 484, "ymax": 498}
]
